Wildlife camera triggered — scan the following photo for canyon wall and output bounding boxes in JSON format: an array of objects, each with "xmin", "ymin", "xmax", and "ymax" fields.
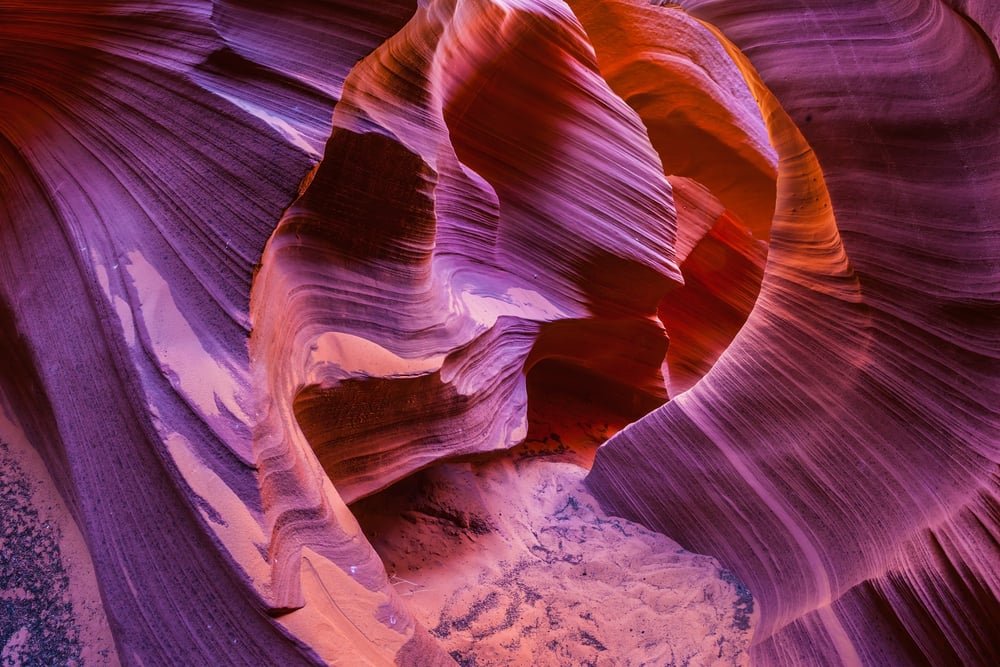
[{"xmin": 0, "ymin": 1, "xmax": 996, "ymax": 664}]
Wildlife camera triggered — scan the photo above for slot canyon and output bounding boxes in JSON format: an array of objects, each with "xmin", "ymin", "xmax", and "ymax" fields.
[{"xmin": 0, "ymin": 1, "xmax": 997, "ymax": 665}]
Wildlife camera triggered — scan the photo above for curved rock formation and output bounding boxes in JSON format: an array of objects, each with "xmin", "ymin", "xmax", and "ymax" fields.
[
  {"xmin": 1, "ymin": 0, "xmax": 996, "ymax": 665},
  {"xmin": 588, "ymin": 1, "xmax": 1000, "ymax": 665},
  {"xmin": 251, "ymin": 0, "xmax": 685, "ymax": 508},
  {"xmin": 0, "ymin": 1, "xmax": 434, "ymax": 664}
]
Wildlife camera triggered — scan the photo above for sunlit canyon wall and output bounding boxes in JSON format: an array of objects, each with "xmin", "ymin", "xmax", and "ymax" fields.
[{"xmin": 0, "ymin": 1, "xmax": 997, "ymax": 665}]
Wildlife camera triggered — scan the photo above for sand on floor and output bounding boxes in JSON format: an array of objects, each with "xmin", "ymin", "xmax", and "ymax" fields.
[{"xmin": 0, "ymin": 404, "xmax": 119, "ymax": 667}]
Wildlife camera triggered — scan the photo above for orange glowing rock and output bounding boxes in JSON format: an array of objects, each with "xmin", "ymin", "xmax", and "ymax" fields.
[{"xmin": 1, "ymin": 0, "xmax": 996, "ymax": 664}]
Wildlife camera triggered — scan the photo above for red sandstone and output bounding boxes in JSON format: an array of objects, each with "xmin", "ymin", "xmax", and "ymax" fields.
[{"xmin": 1, "ymin": 1, "xmax": 997, "ymax": 665}]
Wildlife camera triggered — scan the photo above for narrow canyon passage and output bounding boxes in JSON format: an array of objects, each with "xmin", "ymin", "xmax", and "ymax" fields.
[
  {"xmin": 1, "ymin": 1, "xmax": 997, "ymax": 665},
  {"xmin": 350, "ymin": 388, "xmax": 755, "ymax": 665}
]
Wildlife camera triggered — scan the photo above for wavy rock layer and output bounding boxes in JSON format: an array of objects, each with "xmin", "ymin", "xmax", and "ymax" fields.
[
  {"xmin": 0, "ymin": 1, "xmax": 440, "ymax": 664},
  {"xmin": 250, "ymin": 0, "xmax": 685, "ymax": 511},
  {"xmin": 1, "ymin": 0, "xmax": 997, "ymax": 665},
  {"xmin": 588, "ymin": 1, "xmax": 1000, "ymax": 665}
]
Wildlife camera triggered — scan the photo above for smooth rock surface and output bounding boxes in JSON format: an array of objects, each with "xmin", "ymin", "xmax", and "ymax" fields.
[
  {"xmin": 1, "ymin": 0, "xmax": 996, "ymax": 665},
  {"xmin": 588, "ymin": 1, "xmax": 1000, "ymax": 665}
]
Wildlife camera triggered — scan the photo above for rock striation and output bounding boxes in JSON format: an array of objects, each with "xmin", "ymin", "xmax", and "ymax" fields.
[
  {"xmin": 588, "ymin": 1, "xmax": 1000, "ymax": 665},
  {"xmin": 0, "ymin": 0, "xmax": 996, "ymax": 665}
]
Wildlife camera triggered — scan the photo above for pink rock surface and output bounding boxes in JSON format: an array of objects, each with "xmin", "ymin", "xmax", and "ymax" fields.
[
  {"xmin": 0, "ymin": 0, "xmax": 996, "ymax": 665},
  {"xmin": 588, "ymin": 1, "xmax": 1000, "ymax": 665}
]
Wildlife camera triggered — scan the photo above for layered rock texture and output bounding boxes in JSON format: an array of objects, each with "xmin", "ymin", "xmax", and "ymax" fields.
[{"xmin": 0, "ymin": 1, "xmax": 996, "ymax": 665}]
